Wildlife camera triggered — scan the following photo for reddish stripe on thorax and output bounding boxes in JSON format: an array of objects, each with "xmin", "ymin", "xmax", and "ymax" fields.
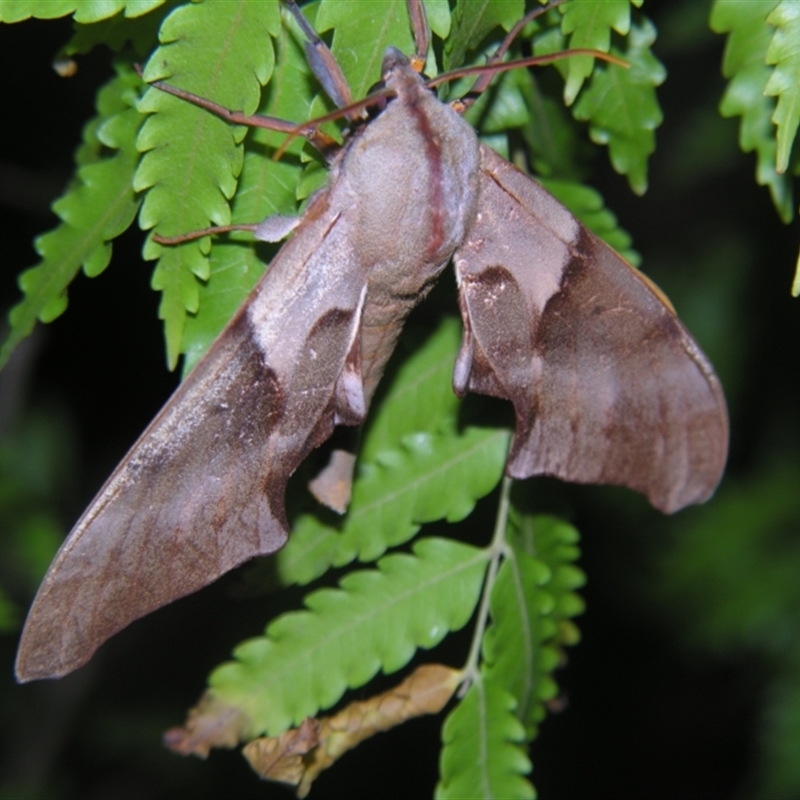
[{"xmin": 406, "ymin": 96, "xmax": 444, "ymax": 261}]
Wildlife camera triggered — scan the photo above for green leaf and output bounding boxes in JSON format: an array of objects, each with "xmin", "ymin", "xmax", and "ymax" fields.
[
  {"xmin": 765, "ymin": 1, "xmax": 800, "ymax": 174},
  {"xmin": 511, "ymin": 66, "xmax": 588, "ymax": 182},
  {"xmin": 481, "ymin": 550, "xmax": 553, "ymax": 724},
  {"xmin": 0, "ymin": 0, "xmax": 165, "ymax": 23},
  {"xmin": 572, "ymin": 16, "xmax": 666, "ymax": 194},
  {"xmin": 135, "ymin": 0, "xmax": 281, "ymax": 368},
  {"xmin": 711, "ymin": 0, "xmax": 793, "ymax": 222},
  {"xmin": 0, "ymin": 62, "xmax": 141, "ymax": 371},
  {"xmin": 474, "ymin": 510, "xmax": 584, "ymax": 784},
  {"xmin": 209, "ymin": 538, "xmax": 489, "ymax": 735},
  {"xmin": 426, "ymin": 0, "xmax": 451, "ymax": 40},
  {"xmin": 437, "ymin": 678, "xmax": 534, "ymax": 800},
  {"xmin": 444, "ymin": 0, "xmax": 524, "ymax": 70},
  {"xmin": 277, "ymin": 426, "xmax": 509, "ymax": 586},
  {"xmin": 559, "ymin": 0, "xmax": 643, "ymax": 105}
]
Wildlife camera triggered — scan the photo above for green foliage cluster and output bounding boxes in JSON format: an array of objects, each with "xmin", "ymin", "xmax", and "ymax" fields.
[{"xmin": 2, "ymin": 0, "xmax": 800, "ymax": 798}]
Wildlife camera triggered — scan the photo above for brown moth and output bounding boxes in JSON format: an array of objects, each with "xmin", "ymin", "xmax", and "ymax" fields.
[{"xmin": 15, "ymin": 4, "xmax": 728, "ymax": 683}]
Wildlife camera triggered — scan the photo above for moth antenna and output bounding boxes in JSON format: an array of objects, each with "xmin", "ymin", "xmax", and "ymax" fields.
[
  {"xmin": 426, "ymin": 48, "xmax": 628, "ymax": 113},
  {"xmin": 284, "ymin": 0, "xmax": 354, "ymax": 111},
  {"xmin": 406, "ymin": 0, "xmax": 430, "ymax": 73}
]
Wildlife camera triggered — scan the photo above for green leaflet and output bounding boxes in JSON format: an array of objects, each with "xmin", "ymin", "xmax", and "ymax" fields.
[
  {"xmin": 531, "ymin": 2, "xmax": 664, "ymax": 193},
  {"xmin": 482, "ymin": 552, "xmax": 554, "ymax": 728},
  {"xmin": 437, "ymin": 678, "xmax": 534, "ymax": 800},
  {"xmin": 765, "ymin": 1, "xmax": 800, "ymax": 175},
  {"xmin": 572, "ymin": 16, "xmax": 665, "ymax": 195},
  {"xmin": 135, "ymin": 0, "xmax": 281, "ymax": 368},
  {"xmin": 560, "ymin": 0, "xmax": 644, "ymax": 104},
  {"xmin": 209, "ymin": 538, "xmax": 488, "ymax": 736},
  {"xmin": 711, "ymin": 0, "xmax": 793, "ymax": 222},
  {"xmin": 0, "ymin": 0, "xmax": 164, "ymax": 23},
  {"xmin": 0, "ymin": 61, "xmax": 141, "ymax": 371},
  {"xmin": 496, "ymin": 64, "xmax": 587, "ymax": 180},
  {"xmin": 499, "ymin": 513, "xmax": 585, "ymax": 732},
  {"xmin": 444, "ymin": 0, "xmax": 525, "ymax": 71}
]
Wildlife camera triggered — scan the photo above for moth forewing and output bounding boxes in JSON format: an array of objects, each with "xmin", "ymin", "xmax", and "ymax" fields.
[{"xmin": 15, "ymin": 50, "xmax": 483, "ymax": 683}]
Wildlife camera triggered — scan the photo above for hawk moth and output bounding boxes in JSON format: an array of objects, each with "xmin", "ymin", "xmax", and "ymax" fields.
[{"xmin": 15, "ymin": 3, "xmax": 728, "ymax": 683}]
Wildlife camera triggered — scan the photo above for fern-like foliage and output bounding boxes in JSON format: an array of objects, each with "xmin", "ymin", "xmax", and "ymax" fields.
[
  {"xmin": 437, "ymin": 511, "xmax": 584, "ymax": 798},
  {"xmin": 1, "ymin": 0, "xmax": 658, "ymax": 372},
  {"xmin": 136, "ymin": 1, "xmax": 282, "ymax": 367},
  {"xmin": 711, "ymin": 0, "xmax": 795, "ymax": 223}
]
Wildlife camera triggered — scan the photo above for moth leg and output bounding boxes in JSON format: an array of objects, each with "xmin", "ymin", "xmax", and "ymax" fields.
[{"xmin": 154, "ymin": 214, "xmax": 303, "ymax": 247}]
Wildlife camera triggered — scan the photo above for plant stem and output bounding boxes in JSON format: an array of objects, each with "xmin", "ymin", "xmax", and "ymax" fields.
[{"xmin": 459, "ymin": 475, "xmax": 513, "ymax": 693}]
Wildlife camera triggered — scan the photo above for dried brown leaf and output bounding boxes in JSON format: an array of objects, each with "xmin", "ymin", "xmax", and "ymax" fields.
[
  {"xmin": 242, "ymin": 718, "xmax": 321, "ymax": 786},
  {"xmin": 243, "ymin": 663, "xmax": 461, "ymax": 796}
]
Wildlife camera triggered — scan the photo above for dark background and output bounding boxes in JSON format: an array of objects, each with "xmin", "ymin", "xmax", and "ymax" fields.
[{"xmin": 2, "ymin": 1, "xmax": 799, "ymax": 798}]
